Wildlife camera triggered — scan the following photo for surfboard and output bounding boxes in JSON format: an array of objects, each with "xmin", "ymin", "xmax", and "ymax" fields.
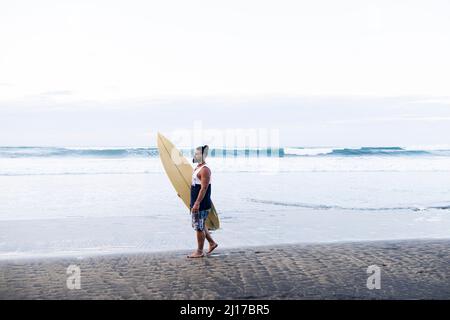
[{"xmin": 157, "ymin": 132, "xmax": 220, "ymax": 230}]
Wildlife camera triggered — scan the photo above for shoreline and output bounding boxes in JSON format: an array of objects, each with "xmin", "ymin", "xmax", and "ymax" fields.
[
  {"xmin": 1, "ymin": 237, "xmax": 449, "ymax": 263},
  {"xmin": 1, "ymin": 239, "xmax": 449, "ymax": 299}
]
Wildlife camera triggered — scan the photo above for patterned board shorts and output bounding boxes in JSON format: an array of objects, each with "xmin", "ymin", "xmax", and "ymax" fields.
[{"xmin": 191, "ymin": 210, "xmax": 209, "ymax": 231}]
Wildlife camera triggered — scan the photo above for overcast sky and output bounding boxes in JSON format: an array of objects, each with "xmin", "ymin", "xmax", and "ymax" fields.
[{"xmin": 1, "ymin": 1, "xmax": 449, "ymax": 146}]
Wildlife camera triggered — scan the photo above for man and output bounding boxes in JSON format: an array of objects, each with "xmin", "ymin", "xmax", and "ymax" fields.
[{"xmin": 188, "ymin": 145, "xmax": 218, "ymax": 258}]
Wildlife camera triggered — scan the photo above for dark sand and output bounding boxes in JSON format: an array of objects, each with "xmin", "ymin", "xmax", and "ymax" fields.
[{"xmin": 1, "ymin": 240, "xmax": 449, "ymax": 299}]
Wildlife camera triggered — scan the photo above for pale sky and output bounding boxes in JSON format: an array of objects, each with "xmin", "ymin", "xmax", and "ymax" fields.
[{"xmin": 1, "ymin": 1, "xmax": 450, "ymax": 146}]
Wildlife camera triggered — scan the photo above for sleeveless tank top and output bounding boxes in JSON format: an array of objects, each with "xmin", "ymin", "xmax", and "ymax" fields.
[{"xmin": 190, "ymin": 164, "xmax": 212, "ymax": 211}]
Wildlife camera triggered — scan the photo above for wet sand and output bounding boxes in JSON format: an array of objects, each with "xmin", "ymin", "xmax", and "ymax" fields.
[{"xmin": 0, "ymin": 239, "xmax": 449, "ymax": 299}]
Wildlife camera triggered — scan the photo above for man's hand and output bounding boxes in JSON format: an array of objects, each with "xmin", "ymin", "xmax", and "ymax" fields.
[{"xmin": 192, "ymin": 201, "xmax": 200, "ymax": 213}]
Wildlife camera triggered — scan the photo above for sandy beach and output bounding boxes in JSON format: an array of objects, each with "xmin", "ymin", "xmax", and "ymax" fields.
[{"xmin": 0, "ymin": 239, "xmax": 449, "ymax": 300}]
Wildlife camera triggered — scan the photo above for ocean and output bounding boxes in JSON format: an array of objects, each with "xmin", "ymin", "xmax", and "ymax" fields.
[{"xmin": 1, "ymin": 146, "xmax": 450, "ymax": 260}]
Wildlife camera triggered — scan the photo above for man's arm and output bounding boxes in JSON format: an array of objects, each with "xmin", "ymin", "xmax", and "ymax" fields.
[{"xmin": 192, "ymin": 167, "xmax": 211, "ymax": 212}]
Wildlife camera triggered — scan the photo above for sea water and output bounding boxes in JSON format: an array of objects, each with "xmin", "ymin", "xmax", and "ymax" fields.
[{"xmin": 1, "ymin": 146, "xmax": 450, "ymax": 260}]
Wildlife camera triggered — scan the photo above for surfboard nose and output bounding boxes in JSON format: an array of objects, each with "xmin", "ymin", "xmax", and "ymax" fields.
[
  {"xmin": 157, "ymin": 132, "xmax": 168, "ymax": 142},
  {"xmin": 157, "ymin": 132, "xmax": 165, "ymax": 144}
]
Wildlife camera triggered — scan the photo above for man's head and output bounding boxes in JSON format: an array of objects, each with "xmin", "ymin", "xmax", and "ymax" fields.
[{"xmin": 192, "ymin": 145, "xmax": 209, "ymax": 163}]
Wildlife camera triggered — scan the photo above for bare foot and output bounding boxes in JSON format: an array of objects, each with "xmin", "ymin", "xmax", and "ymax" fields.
[
  {"xmin": 187, "ymin": 250, "xmax": 204, "ymax": 258},
  {"xmin": 207, "ymin": 243, "xmax": 218, "ymax": 255}
]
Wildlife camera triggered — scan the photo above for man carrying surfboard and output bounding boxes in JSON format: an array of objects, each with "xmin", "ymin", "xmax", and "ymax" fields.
[{"xmin": 188, "ymin": 145, "xmax": 218, "ymax": 258}]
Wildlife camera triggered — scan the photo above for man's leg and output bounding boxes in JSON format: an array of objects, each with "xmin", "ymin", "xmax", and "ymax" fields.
[
  {"xmin": 188, "ymin": 212, "xmax": 206, "ymax": 258},
  {"xmin": 196, "ymin": 230, "xmax": 206, "ymax": 251},
  {"xmin": 205, "ymin": 227, "xmax": 218, "ymax": 254},
  {"xmin": 204, "ymin": 227, "xmax": 214, "ymax": 244},
  {"xmin": 188, "ymin": 231, "xmax": 205, "ymax": 258}
]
